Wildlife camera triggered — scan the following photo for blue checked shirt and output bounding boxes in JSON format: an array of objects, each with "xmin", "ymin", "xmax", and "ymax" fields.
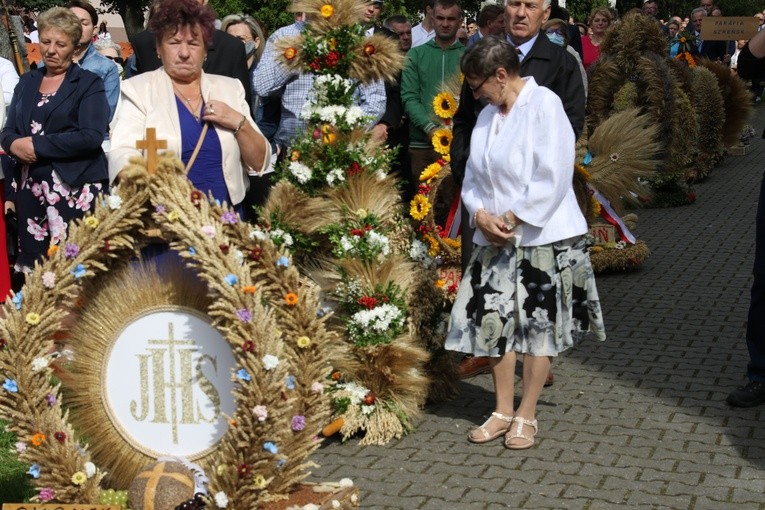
[{"xmin": 254, "ymin": 21, "xmax": 386, "ymax": 151}]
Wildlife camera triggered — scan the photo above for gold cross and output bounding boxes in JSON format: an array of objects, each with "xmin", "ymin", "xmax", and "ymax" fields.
[{"xmin": 136, "ymin": 127, "xmax": 168, "ymax": 174}]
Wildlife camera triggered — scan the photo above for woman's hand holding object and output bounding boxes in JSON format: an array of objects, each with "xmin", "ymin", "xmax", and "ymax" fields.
[{"xmin": 475, "ymin": 208, "xmax": 516, "ymax": 247}]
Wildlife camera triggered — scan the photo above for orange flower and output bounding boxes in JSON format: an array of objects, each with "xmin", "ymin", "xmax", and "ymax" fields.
[
  {"xmin": 31, "ymin": 433, "xmax": 46, "ymax": 446},
  {"xmin": 285, "ymin": 293, "xmax": 298, "ymax": 306},
  {"xmin": 363, "ymin": 44, "xmax": 376, "ymax": 56},
  {"xmin": 229, "ymin": 418, "xmax": 238, "ymax": 427},
  {"xmin": 284, "ymin": 47, "xmax": 297, "ymax": 60},
  {"xmin": 291, "ymin": 150, "xmax": 300, "ymax": 161},
  {"xmin": 435, "ymin": 279, "xmax": 445, "ymax": 288},
  {"xmin": 331, "ymin": 370, "xmax": 342, "ymax": 380},
  {"xmin": 47, "ymin": 245, "xmax": 58, "ymax": 257},
  {"xmin": 320, "ymin": 4, "xmax": 334, "ymax": 18},
  {"xmin": 242, "ymin": 285, "xmax": 257, "ymax": 294}
]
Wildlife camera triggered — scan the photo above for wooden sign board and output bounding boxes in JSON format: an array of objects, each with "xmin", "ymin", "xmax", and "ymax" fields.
[
  {"xmin": 589, "ymin": 224, "xmax": 617, "ymax": 245},
  {"xmin": 3, "ymin": 505, "xmax": 119, "ymax": 510},
  {"xmin": 701, "ymin": 17, "xmax": 759, "ymax": 41}
]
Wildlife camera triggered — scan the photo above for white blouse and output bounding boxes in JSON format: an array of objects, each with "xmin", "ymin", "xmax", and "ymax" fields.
[{"xmin": 462, "ymin": 77, "xmax": 587, "ymax": 247}]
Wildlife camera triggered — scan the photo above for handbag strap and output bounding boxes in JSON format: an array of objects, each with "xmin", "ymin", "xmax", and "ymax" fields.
[{"xmin": 184, "ymin": 122, "xmax": 209, "ymax": 173}]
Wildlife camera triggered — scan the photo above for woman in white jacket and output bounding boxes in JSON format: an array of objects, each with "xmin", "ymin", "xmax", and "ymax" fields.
[
  {"xmin": 108, "ymin": 0, "xmax": 269, "ymax": 214},
  {"xmin": 446, "ymin": 36, "xmax": 606, "ymax": 450}
]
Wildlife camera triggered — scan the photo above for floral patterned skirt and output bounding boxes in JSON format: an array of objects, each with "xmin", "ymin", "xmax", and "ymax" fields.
[
  {"xmin": 14, "ymin": 165, "xmax": 104, "ymax": 270},
  {"xmin": 445, "ymin": 236, "xmax": 606, "ymax": 358}
]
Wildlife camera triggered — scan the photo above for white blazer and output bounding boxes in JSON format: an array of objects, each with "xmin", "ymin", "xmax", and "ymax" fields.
[
  {"xmin": 108, "ymin": 69, "xmax": 270, "ymax": 205},
  {"xmin": 462, "ymin": 77, "xmax": 587, "ymax": 247}
]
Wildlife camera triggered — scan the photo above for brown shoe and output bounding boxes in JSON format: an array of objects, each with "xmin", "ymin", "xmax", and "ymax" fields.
[
  {"xmin": 544, "ymin": 369, "xmax": 554, "ymax": 387},
  {"xmin": 458, "ymin": 356, "xmax": 491, "ymax": 378}
]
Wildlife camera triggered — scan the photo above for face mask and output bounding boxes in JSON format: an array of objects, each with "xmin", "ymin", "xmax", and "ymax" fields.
[
  {"xmin": 546, "ymin": 32, "xmax": 565, "ymax": 47},
  {"xmin": 244, "ymin": 41, "xmax": 257, "ymax": 57}
]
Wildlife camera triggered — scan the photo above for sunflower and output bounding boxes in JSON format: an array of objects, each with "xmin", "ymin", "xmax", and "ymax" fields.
[
  {"xmin": 320, "ymin": 4, "xmax": 334, "ymax": 18},
  {"xmin": 410, "ymin": 194, "xmax": 432, "ymax": 221},
  {"xmin": 433, "ymin": 92, "xmax": 458, "ymax": 119},
  {"xmin": 419, "ymin": 161, "xmax": 443, "ymax": 182},
  {"xmin": 432, "ymin": 128, "xmax": 453, "ymax": 155}
]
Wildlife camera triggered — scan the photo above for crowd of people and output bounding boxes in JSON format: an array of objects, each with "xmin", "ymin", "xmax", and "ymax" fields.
[{"xmin": 0, "ymin": 0, "xmax": 762, "ymax": 458}]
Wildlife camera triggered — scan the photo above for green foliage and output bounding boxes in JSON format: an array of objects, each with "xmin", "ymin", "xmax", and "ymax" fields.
[
  {"xmin": 209, "ymin": 0, "xmax": 294, "ymax": 36},
  {"xmin": 566, "ymin": 0, "xmax": 611, "ymax": 23},
  {"xmin": 0, "ymin": 421, "xmax": 34, "ymax": 504}
]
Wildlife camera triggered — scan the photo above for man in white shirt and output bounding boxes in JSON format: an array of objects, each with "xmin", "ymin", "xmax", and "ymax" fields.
[{"xmin": 411, "ymin": 0, "xmax": 436, "ymax": 47}]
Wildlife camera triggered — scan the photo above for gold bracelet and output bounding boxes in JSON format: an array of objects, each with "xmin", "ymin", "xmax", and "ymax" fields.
[{"xmin": 233, "ymin": 115, "xmax": 246, "ymax": 136}]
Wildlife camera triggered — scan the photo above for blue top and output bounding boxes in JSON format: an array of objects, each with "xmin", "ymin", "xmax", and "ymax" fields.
[
  {"xmin": 177, "ymin": 97, "xmax": 235, "ymax": 209},
  {"xmin": 77, "ymin": 43, "xmax": 120, "ymax": 122}
]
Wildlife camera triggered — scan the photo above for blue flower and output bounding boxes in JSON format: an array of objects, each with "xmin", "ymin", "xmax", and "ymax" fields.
[
  {"xmin": 276, "ymin": 256, "xmax": 289, "ymax": 268},
  {"xmin": 11, "ymin": 291, "xmax": 22, "ymax": 310},
  {"xmin": 27, "ymin": 464, "xmax": 40, "ymax": 478},
  {"xmin": 3, "ymin": 379, "xmax": 18, "ymax": 393},
  {"xmin": 236, "ymin": 369, "xmax": 251, "ymax": 381},
  {"xmin": 583, "ymin": 150, "xmax": 593, "ymax": 166},
  {"xmin": 188, "ymin": 246, "xmax": 197, "ymax": 256},
  {"xmin": 71, "ymin": 264, "xmax": 86, "ymax": 279},
  {"xmin": 285, "ymin": 375, "xmax": 296, "ymax": 390},
  {"xmin": 263, "ymin": 442, "xmax": 278, "ymax": 454},
  {"xmin": 225, "ymin": 274, "xmax": 238, "ymax": 286}
]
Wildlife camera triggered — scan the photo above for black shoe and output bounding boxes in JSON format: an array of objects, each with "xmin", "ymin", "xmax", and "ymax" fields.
[{"xmin": 726, "ymin": 381, "xmax": 765, "ymax": 408}]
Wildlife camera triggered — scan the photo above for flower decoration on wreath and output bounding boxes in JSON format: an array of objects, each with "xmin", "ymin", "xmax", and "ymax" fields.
[
  {"xmin": 672, "ymin": 31, "xmax": 697, "ymax": 68},
  {"xmin": 409, "ymin": 85, "xmax": 463, "ymax": 300},
  {"xmin": 0, "ymin": 153, "xmax": 335, "ymax": 506}
]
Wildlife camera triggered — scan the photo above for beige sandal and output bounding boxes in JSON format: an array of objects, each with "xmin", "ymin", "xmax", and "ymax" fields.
[
  {"xmin": 468, "ymin": 411, "xmax": 514, "ymax": 444},
  {"xmin": 504, "ymin": 416, "xmax": 538, "ymax": 450}
]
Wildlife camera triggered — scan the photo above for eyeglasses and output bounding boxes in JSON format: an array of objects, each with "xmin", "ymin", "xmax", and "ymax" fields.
[{"xmin": 468, "ymin": 73, "xmax": 493, "ymax": 93}]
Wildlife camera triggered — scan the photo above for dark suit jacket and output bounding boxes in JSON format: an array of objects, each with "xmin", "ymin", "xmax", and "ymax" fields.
[
  {"xmin": 130, "ymin": 29, "xmax": 252, "ymax": 106},
  {"xmin": 699, "ymin": 39, "xmax": 727, "ymax": 62},
  {"xmin": 450, "ymin": 33, "xmax": 586, "ymax": 184},
  {"xmin": 0, "ymin": 65, "xmax": 108, "ymax": 197}
]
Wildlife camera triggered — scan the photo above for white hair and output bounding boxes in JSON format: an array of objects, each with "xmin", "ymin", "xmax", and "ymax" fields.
[{"xmin": 505, "ymin": 0, "xmax": 552, "ymax": 8}]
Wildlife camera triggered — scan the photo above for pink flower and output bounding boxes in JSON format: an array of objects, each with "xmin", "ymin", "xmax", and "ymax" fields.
[
  {"xmin": 38, "ymin": 487, "xmax": 55, "ymax": 502},
  {"xmin": 30, "ymin": 120, "xmax": 43, "ymax": 133},
  {"xmin": 201, "ymin": 225, "xmax": 216, "ymax": 238},
  {"xmin": 46, "ymin": 207, "xmax": 67, "ymax": 245},
  {"xmin": 75, "ymin": 186, "xmax": 95, "ymax": 212},
  {"xmin": 27, "ymin": 218, "xmax": 47, "ymax": 241},
  {"xmin": 252, "ymin": 405, "xmax": 268, "ymax": 422},
  {"xmin": 291, "ymin": 415, "xmax": 306, "ymax": 431},
  {"xmin": 42, "ymin": 271, "xmax": 56, "ymax": 288},
  {"xmin": 311, "ymin": 382, "xmax": 324, "ymax": 393}
]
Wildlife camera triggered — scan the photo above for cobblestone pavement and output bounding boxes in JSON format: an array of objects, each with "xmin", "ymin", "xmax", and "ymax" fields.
[{"xmin": 308, "ymin": 106, "xmax": 765, "ymax": 509}]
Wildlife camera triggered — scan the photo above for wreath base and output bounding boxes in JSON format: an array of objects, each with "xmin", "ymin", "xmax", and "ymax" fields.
[{"xmin": 590, "ymin": 240, "xmax": 651, "ymax": 273}]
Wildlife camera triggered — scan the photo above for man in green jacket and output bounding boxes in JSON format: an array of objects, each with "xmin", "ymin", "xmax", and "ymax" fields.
[{"xmin": 400, "ymin": 0, "xmax": 465, "ymax": 182}]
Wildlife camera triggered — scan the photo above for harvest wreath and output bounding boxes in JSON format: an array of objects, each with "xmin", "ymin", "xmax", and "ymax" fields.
[{"xmin": 0, "ymin": 153, "xmax": 340, "ymax": 507}]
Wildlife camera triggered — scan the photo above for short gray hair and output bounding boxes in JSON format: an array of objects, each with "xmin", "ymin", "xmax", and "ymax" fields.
[
  {"xmin": 690, "ymin": 7, "xmax": 706, "ymax": 18},
  {"xmin": 37, "ymin": 7, "xmax": 82, "ymax": 47},
  {"xmin": 461, "ymin": 35, "xmax": 520, "ymax": 80},
  {"xmin": 506, "ymin": 0, "xmax": 551, "ymax": 8}
]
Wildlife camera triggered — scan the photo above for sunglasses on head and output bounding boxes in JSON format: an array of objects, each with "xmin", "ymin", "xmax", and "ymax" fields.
[{"xmin": 104, "ymin": 55, "xmax": 124, "ymax": 65}]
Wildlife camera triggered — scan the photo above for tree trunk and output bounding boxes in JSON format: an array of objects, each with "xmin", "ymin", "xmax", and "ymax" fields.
[{"xmin": 120, "ymin": 2, "xmax": 147, "ymax": 40}]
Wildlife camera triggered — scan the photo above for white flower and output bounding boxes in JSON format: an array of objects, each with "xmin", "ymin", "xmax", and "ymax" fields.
[
  {"xmin": 326, "ymin": 168, "xmax": 346, "ymax": 186},
  {"xmin": 252, "ymin": 405, "xmax": 268, "ymax": 422},
  {"xmin": 106, "ymin": 194, "xmax": 122, "ymax": 210},
  {"xmin": 367, "ymin": 231, "xmax": 390, "ymax": 256},
  {"xmin": 339, "ymin": 235, "xmax": 354, "ymax": 253},
  {"xmin": 84, "ymin": 462, "xmax": 96, "ymax": 478},
  {"xmin": 311, "ymin": 381, "xmax": 324, "ymax": 393},
  {"xmin": 214, "ymin": 491, "xmax": 229, "ymax": 508},
  {"xmin": 262, "ymin": 354, "xmax": 280, "ymax": 370},
  {"xmin": 41, "ymin": 271, "xmax": 56, "ymax": 288},
  {"xmin": 339, "ymin": 478, "xmax": 354, "ymax": 488},
  {"xmin": 349, "ymin": 303, "xmax": 404, "ymax": 334},
  {"xmin": 289, "ymin": 161, "xmax": 312, "ymax": 184},
  {"xmin": 303, "ymin": 505, "xmax": 320, "ymax": 510},
  {"xmin": 345, "ymin": 106, "xmax": 366, "ymax": 126},
  {"xmin": 31, "ymin": 357, "xmax": 49, "ymax": 372},
  {"xmin": 361, "ymin": 404, "xmax": 376, "ymax": 415},
  {"xmin": 332, "ymin": 500, "xmax": 341, "ymax": 509},
  {"xmin": 250, "ymin": 227, "xmax": 269, "ymax": 240}
]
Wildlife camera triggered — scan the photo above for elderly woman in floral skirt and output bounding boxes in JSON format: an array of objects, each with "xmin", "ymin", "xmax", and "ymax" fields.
[{"xmin": 445, "ymin": 36, "xmax": 606, "ymax": 450}]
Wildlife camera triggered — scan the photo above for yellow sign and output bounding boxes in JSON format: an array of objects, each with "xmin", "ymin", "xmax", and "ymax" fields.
[
  {"xmin": 3, "ymin": 505, "xmax": 119, "ymax": 510},
  {"xmin": 701, "ymin": 17, "xmax": 759, "ymax": 41}
]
